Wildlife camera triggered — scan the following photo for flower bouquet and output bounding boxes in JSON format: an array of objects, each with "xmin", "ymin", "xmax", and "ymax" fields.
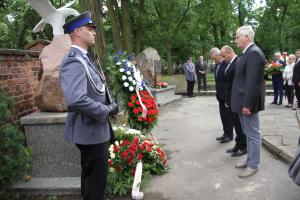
[
  {"xmin": 155, "ymin": 81, "xmax": 168, "ymax": 89},
  {"xmin": 107, "ymin": 126, "xmax": 168, "ymax": 196},
  {"xmin": 110, "ymin": 51, "xmax": 159, "ymax": 133},
  {"xmin": 265, "ymin": 61, "xmax": 284, "ymax": 75}
]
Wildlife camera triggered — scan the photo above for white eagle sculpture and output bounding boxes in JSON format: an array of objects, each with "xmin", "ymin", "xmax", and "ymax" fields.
[{"xmin": 27, "ymin": 0, "xmax": 79, "ymax": 36}]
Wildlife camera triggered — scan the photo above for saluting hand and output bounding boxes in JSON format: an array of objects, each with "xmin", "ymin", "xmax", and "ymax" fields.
[{"xmin": 242, "ymin": 107, "xmax": 252, "ymax": 115}]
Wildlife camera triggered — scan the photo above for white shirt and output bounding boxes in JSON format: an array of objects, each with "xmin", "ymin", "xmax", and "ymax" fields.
[
  {"xmin": 242, "ymin": 42, "xmax": 254, "ymax": 54},
  {"xmin": 225, "ymin": 55, "xmax": 237, "ymax": 74},
  {"xmin": 283, "ymin": 62, "xmax": 295, "ymax": 85}
]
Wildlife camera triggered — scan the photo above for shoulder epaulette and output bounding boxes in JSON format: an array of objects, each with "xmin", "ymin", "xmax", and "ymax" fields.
[{"xmin": 68, "ymin": 51, "xmax": 76, "ymax": 57}]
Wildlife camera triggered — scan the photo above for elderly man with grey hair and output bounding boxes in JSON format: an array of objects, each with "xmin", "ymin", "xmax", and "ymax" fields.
[
  {"xmin": 270, "ymin": 52, "xmax": 285, "ymax": 105},
  {"xmin": 231, "ymin": 25, "xmax": 266, "ymax": 178},
  {"xmin": 210, "ymin": 47, "xmax": 234, "ymax": 144}
]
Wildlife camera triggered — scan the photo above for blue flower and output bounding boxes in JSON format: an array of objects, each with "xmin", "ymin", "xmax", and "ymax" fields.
[
  {"xmin": 118, "ymin": 50, "xmax": 123, "ymax": 55},
  {"xmin": 114, "ymin": 56, "xmax": 119, "ymax": 62}
]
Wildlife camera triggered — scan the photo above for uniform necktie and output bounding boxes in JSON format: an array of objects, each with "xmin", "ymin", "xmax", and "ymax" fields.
[{"xmin": 86, "ymin": 52, "xmax": 106, "ymax": 81}]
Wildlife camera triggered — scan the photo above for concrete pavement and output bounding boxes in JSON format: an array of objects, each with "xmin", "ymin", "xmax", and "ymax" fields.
[
  {"xmin": 143, "ymin": 96, "xmax": 300, "ymax": 200},
  {"xmin": 16, "ymin": 95, "xmax": 300, "ymax": 200}
]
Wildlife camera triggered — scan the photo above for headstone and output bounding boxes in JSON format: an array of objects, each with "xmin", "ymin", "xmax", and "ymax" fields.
[
  {"xmin": 35, "ymin": 35, "xmax": 71, "ymax": 112},
  {"xmin": 135, "ymin": 47, "xmax": 162, "ymax": 87}
]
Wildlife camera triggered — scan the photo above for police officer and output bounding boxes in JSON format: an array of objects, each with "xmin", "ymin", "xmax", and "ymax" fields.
[{"xmin": 60, "ymin": 11, "xmax": 118, "ymax": 200}]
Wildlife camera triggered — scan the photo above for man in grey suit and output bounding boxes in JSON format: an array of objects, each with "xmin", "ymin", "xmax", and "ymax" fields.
[
  {"xmin": 231, "ymin": 26, "xmax": 265, "ymax": 178},
  {"xmin": 60, "ymin": 11, "xmax": 119, "ymax": 200}
]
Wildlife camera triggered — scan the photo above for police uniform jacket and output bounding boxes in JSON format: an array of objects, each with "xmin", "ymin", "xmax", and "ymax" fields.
[{"xmin": 60, "ymin": 46, "xmax": 111, "ymax": 145}]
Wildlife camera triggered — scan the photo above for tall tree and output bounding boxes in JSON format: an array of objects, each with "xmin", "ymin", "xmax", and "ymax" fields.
[{"xmin": 80, "ymin": 0, "xmax": 107, "ymax": 63}]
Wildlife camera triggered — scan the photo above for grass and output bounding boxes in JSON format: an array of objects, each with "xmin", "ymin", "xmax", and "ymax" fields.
[{"xmin": 162, "ymin": 73, "xmax": 272, "ymax": 88}]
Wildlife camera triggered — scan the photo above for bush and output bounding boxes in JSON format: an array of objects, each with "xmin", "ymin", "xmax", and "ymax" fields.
[{"xmin": 0, "ymin": 88, "xmax": 32, "ymax": 199}]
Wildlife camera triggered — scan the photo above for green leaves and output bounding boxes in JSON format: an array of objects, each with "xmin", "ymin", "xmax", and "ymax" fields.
[{"xmin": 0, "ymin": 89, "xmax": 32, "ymax": 199}]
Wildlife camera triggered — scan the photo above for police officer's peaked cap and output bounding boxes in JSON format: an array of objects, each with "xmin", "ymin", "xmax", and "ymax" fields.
[{"xmin": 63, "ymin": 11, "xmax": 97, "ymax": 34}]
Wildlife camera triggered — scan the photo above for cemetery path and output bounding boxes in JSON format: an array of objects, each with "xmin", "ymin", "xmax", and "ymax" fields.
[{"xmin": 141, "ymin": 96, "xmax": 300, "ymax": 200}]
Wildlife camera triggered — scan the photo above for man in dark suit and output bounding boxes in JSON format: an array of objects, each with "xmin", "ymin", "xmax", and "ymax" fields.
[
  {"xmin": 209, "ymin": 47, "xmax": 234, "ymax": 143},
  {"xmin": 292, "ymin": 49, "xmax": 300, "ymax": 109},
  {"xmin": 220, "ymin": 45, "xmax": 247, "ymax": 157},
  {"xmin": 195, "ymin": 55, "xmax": 208, "ymax": 95},
  {"xmin": 271, "ymin": 52, "xmax": 286, "ymax": 105},
  {"xmin": 231, "ymin": 26, "xmax": 265, "ymax": 178},
  {"xmin": 60, "ymin": 11, "xmax": 119, "ymax": 200}
]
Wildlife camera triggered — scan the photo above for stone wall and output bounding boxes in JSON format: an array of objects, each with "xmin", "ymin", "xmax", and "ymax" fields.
[{"xmin": 0, "ymin": 49, "xmax": 41, "ymax": 120}]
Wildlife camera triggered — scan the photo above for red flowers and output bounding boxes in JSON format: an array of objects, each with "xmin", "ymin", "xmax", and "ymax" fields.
[
  {"xmin": 126, "ymin": 90, "xmax": 158, "ymax": 131},
  {"xmin": 155, "ymin": 81, "xmax": 168, "ymax": 89}
]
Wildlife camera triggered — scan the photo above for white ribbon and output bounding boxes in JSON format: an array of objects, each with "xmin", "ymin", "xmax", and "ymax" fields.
[
  {"xmin": 133, "ymin": 66, "xmax": 148, "ymax": 118},
  {"xmin": 132, "ymin": 161, "xmax": 144, "ymax": 200}
]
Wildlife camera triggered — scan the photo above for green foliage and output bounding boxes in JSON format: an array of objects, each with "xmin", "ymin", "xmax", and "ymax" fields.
[
  {"xmin": 106, "ymin": 126, "xmax": 167, "ymax": 196},
  {"xmin": 0, "ymin": 88, "xmax": 32, "ymax": 199}
]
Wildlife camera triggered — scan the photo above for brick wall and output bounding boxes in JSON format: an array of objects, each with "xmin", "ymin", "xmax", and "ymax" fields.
[{"xmin": 0, "ymin": 49, "xmax": 41, "ymax": 120}]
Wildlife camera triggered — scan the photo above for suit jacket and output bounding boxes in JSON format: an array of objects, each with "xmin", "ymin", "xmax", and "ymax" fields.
[
  {"xmin": 195, "ymin": 61, "xmax": 207, "ymax": 77},
  {"xmin": 224, "ymin": 56, "xmax": 239, "ymax": 107},
  {"xmin": 214, "ymin": 60, "xmax": 227, "ymax": 101},
  {"xmin": 183, "ymin": 62, "xmax": 197, "ymax": 81},
  {"xmin": 292, "ymin": 60, "xmax": 300, "ymax": 84},
  {"xmin": 60, "ymin": 47, "xmax": 111, "ymax": 145},
  {"xmin": 231, "ymin": 43, "xmax": 266, "ymax": 114}
]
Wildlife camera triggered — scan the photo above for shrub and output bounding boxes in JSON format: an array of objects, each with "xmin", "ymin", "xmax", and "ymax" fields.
[{"xmin": 0, "ymin": 88, "xmax": 32, "ymax": 199}]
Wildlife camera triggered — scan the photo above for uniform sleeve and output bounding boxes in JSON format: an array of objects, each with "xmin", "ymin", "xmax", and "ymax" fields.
[{"xmin": 60, "ymin": 57, "xmax": 111, "ymax": 122}]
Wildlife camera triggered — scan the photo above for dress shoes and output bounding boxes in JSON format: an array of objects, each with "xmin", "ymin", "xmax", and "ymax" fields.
[
  {"xmin": 277, "ymin": 102, "xmax": 282, "ymax": 105},
  {"xmin": 226, "ymin": 146, "xmax": 237, "ymax": 153},
  {"xmin": 219, "ymin": 137, "xmax": 233, "ymax": 143},
  {"xmin": 216, "ymin": 135, "xmax": 225, "ymax": 141},
  {"xmin": 238, "ymin": 167, "xmax": 258, "ymax": 178},
  {"xmin": 231, "ymin": 149, "xmax": 247, "ymax": 157},
  {"xmin": 235, "ymin": 160, "xmax": 247, "ymax": 168},
  {"xmin": 270, "ymin": 102, "xmax": 277, "ymax": 105}
]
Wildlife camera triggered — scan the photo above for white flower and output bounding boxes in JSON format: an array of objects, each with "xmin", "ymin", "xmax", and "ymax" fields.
[
  {"xmin": 139, "ymin": 86, "xmax": 143, "ymax": 91},
  {"xmin": 116, "ymin": 62, "xmax": 121, "ymax": 66},
  {"xmin": 122, "ymin": 75, "xmax": 127, "ymax": 80},
  {"xmin": 122, "ymin": 59, "xmax": 126, "ymax": 62},
  {"xmin": 132, "ymin": 80, "xmax": 136, "ymax": 85},
  {"xmin": 109, "ymin": 144, "xmax": 114, "ymax": 152},
  {"xmin": 124, "ymin": 82, "xmax": 129, "ymax": 87},
  {"xmin": 110, "ymin": 153, "xmax": 115, "ymax": 159},
  {"xmin": 129, "ymin": 86, "xmax": 134, "ymax": 91},
  {"xmin": 112, "ymin": 126, "xmax": 117, "ymax": 131},
  {"xmin": 114, "ymin": 141, "xmax": 119, "ymax": 146},
  {"xmin": 128, "ymin": 76, "xmax": 133, "ymax": 81},
  {"xmin": 126, "ymin": 71, "xmax": 131, "ymax": 75},
  {"xmin": 119, "ymin": 68, "xmax": 125, "ymax": 72}
]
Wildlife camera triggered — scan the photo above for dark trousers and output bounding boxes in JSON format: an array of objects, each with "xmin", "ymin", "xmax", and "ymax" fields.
[
  {"xmin": 218, "ymin": 100, "xmax": 234, "ymax": 138},
  {"xmin": 76, "ymin": 142, "xmax": 109, "ymax": 200},
  {"xmin": 285, "ymin": 84, "xmax": 294, "ymax": 105},
  {"xmin": 197, "ymin": 74, "xmax": 207, "ymax": 91},
  {"xmin": 295, "ymin": 83, "xmax": 300, "ymax": 108},
  {"xmin": 187, "ymin": 80, "xmax": 195, "ymax": 97},
  {"xmin": 231, "ymin": 110, "xmax": 247, "ymax": 149},
  {"xmin": 272, "ymin": 77, "xmax": 284, "ymax": 103}
]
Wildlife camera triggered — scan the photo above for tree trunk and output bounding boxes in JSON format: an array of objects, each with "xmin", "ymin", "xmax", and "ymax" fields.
[
  {"xmin": 107, "ymin": 0, "xmax": 122, "ymax": 50},
  {"xmin": 166, "ymin": 42, "xmax": 173, "ymax": 75},
  {"xmin": 134, "ymin": 0, "xmax": 145, "ymax": 54},
  {"xmin": 80, "ymin": 0, "xmax": 107, "ymax": 63},
  {"xmin": 121, "ymin": 0, "xmax": 133, "ymax": 53},
  {"xmin": 278, "ymin": 4, "xmax": 288, "ymax": 51},
  {"xmin": 211, "ymin": 23, "xmax": 220, "ymax": 48}
]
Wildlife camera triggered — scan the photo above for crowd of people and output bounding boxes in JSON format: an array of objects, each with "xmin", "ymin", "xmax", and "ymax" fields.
[
  {"xmin": 183, "ymin": 25, "xmax": 290, "ymax": 179},
  {"xmin": 268, "ymin": 50, "xmax": 300, "ymax": 109}
]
